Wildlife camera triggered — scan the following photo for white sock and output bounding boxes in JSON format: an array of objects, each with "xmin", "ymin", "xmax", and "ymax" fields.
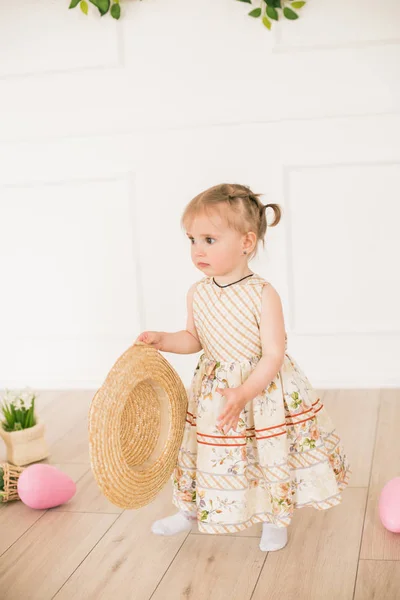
[
  {"xmin": 151, "ymin": 511, "xmax": 196, "ymax": 536},
  {"xmin": 259, "ymin": 522, "xmax": 288, "ymax": 552}
]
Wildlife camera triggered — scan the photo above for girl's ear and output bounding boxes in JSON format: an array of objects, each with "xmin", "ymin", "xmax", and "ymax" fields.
[{"xmin": 243, "ymin": 231, "xmax": 257, "ymax": 253}]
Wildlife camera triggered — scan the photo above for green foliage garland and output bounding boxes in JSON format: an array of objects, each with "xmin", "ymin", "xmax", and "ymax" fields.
[
  {"xmin": 238, "ymin": 0, "xmax": 306, "ymax": 29},
  {"xmin": 69, "ymin": 0, "xmax": 125, "ymax": 20},
  {"xmin": 68, "ymin": 0, "xmax": 306, "ymax": 26}
]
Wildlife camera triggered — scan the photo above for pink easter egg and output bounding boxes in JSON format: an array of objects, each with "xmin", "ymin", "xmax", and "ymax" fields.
[
  {"xmin": 379, "ymin": 477, "xmax": 400, "ymax": 533},
  {"xmin": 17, "ymin": 464, "xmax": 76, "ymax": 509}
]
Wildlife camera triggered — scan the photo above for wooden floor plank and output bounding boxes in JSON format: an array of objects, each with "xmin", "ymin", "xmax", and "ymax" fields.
[
  {"xmin": 53, "ymin": 484, "xmax": 193, "ymax": 600},
  {"xmin": 251, "ymin": 488, "xmax": 368, "ymax": 600},
  {"xmin": 151, "ymin": 534, "xmax": 265, "ymax": 600},
  {"xmin": 0, "ymin": 502, "xmax": 46, "ymax": 557},
  {"xmin": 354, "ymin": 560, "xmax": 400, "ymax": 600},
  {"xmin": 48, "ymin": 417, "xmax": 90, "ymax": 464},
  {"xmin": 52, "ymin": 468, "xmax": 122, "ymax": 514},
  {"xmin": 0, "ymin": 511, "xmax": 118, "ymax": 600},
  {"xmin": 360, "ymin": 390, "xmax": 400, "ymax": 561},
  {"xmin": 38, "ymin": 391, "xmax": 92, "ymax": 449},
  {"xmin": 1, "ymin": 389, "xmax": 396, "ymax": 600}
]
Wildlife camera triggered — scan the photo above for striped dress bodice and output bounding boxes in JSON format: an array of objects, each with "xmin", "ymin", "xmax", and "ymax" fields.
[{"xmin": 192, "ymin": 273, "xmax": 286, "ymax": 362}]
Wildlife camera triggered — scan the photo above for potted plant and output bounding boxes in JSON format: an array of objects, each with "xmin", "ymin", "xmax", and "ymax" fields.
[
  {"xmin": 0, "ymin": 389, "xmax": 49, "ymax": 466},
  {"xmin": 0, "ymin": 462, "xmax": 24, "ymax": 502}
]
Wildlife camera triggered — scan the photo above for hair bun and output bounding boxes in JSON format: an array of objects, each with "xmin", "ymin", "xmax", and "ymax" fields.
[{"xmin": 263, "ymin": 203, "xmax": 282, "ymax": 227}]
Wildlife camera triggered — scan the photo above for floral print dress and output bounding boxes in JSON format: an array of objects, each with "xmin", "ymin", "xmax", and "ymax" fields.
[{"xmin": 171, "ymin": 273, "xmax": 351, "ymax": 534}]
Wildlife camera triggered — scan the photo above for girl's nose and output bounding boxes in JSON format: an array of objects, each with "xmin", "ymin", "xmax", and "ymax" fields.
[{"xmin": 194, "ymin": 247, "xmax": 206, "ymax": 258}]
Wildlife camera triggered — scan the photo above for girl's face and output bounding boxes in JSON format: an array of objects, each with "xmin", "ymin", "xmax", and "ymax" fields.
[{"xmin": 186, "ymin": 210, "xmax": 246, "ymax": 276}]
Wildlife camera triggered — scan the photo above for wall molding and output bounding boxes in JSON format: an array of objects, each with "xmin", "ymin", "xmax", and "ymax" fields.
[
  {"xmin": 283, "ymin": 160, "xmax": 400, "ymax": 336},
  {"xmin": 0, "ymin": 22, "xmax": 124, "ymax": 82},
  {"xmin": 1, "ymin": 110, "xmax": 399, "ymax": 148},
  {"xmin": 273, "ymin": 36, "xmax": 400, "ymax": 54},
  {"xmin": 0, "ymin": 171, "xmax": 145, "ymax": 341}
]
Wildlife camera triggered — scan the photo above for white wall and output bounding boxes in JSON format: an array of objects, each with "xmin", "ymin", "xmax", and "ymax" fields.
[{"xmin": 0, "ymin": 0, "xmax": 399, "ymax": 389}]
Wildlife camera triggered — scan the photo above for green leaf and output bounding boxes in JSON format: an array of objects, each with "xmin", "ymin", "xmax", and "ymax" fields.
[
  {"xmin": 264, "ymin": 0, "xmax": 275, "ymax": 5},
  {"xmin": 69, "ymin": 0, "xmax": 80, "ymax": 8},
  {"xmin": 291, "ymin": 1, "xmax": 306, "ymax": 8},
  {"xmin": 248, "ymin": 8, "xmax": 261, "ymax": 17},
  {"xmin": 88, "ymin": 0, "xmax": 110, "ymax": 16},
  {"xmin": 2, "ymin": 404, "xmax": 12, "ymax": 424},
  {"xmin": 262, "ymin": 15, "xmax": 272, "ymax": 29},
  {"xmin": 110, "ymin": 3, "xmax": 120, "ymax": 18},
  {"xmin": 10, "ymin": 404, "xmax": 17, "ymax": 423},
  {"xmin": 80, "ymin": 0, "xmax": 89, "ymax": 14},
  {"xmin": 273, "ymin": 0, "xmax": 281, "ymax": 7},
  {"xmin": 237, "ymin": 0, "xmax": 252, "ymax": 3},
  {"xmin": 266, "ymin": 6, "xmax": 278, "ymax": 20},
  {"xmin": 283, "ymin": 7, "xmax": 299, "ymax": 19}
]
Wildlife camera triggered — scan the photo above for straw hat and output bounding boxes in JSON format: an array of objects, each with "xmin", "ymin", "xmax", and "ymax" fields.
[{"xmin": 89, "ymin": 342, "xmax": 188, "ymax": 509}]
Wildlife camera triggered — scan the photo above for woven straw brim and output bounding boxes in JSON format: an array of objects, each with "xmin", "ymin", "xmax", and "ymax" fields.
[
  {"xmin": 89, "ymin": 342, "xmax": 188, "ymax": 510},
  {"xmin": 0, "ymin": 462, "xmax": 24, "ymax": 502}
]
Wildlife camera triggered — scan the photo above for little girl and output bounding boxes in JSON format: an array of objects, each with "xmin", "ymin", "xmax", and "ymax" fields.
[{"xmin": 136, "ymin": 183, "xmax": 351, "ymax": 552}]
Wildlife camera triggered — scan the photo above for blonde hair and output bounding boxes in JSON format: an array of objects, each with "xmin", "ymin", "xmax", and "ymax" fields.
[{"xmin": 181, "ymin": 183, "xmax": 282, "ymax": 260}]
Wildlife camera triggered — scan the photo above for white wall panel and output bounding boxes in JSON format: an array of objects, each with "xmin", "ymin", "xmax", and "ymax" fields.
[
  {"xmin": 0, "ymin": 0, "xmax": 121, "ymax": 77},
  {"xmin": 277, "ymin": 0, "xmax": 400, "ymax": 49},
  {"xmin": 0, "ymin": 1, "xmax": 399, "ymax": 388},
  {"xmin": 285, "ymin": 163, "xmax": 400, "ymax": 333},
  {"xmin": 0, "ymin": 176, "xmax": 143, "ymax": 386},
  {"xmin": 0, "ymin": 2, "xmax": 399, "ymax": 141}
]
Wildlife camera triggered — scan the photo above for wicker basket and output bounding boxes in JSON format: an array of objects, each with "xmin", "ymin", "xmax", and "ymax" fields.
[
  {"xmin": 0, "ymin": 462, "xmax": 24, "ymax": 502},
  {"xmin": 0, "ymin": 420, "xmax": 49, "ymax": 466}
]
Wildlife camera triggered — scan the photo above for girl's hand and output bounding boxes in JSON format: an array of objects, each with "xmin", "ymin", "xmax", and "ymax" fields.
[
  {"xmin": 135, "ymin": 331, "xmax": 164, "ymax": 350},
  {"xmin": 215, "ymin": 386, "xmax": 247, "ymax": 435}
]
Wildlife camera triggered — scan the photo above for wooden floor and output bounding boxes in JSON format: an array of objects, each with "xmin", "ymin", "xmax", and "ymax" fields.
[{"xmin": 0, "ymin": 389, "xmax": 400, "ymax": 600}]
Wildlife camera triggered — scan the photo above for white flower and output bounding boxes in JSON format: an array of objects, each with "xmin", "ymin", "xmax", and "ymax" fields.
[
  {"xmin": 2, "ymin": 389, "xmax": 18, "ymax": 404},
  {"xmin": 1, "ymin": 387, "xmax": 36, "ymax": 409},
  {"xmin": 19, "ymin": 388, "xmax": 35, "ymax": 406}
]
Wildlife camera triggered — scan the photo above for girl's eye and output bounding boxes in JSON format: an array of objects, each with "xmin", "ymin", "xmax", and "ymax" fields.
[{"xmin": 188, "ymin": 237, "xmax": 215, "ymax": 244}]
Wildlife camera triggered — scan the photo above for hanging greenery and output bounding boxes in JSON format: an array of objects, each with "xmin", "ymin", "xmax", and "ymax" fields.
[
  {"xmin": 69, "ymin": 0, "xmax": 124, "ymax": 20},
  {"xmin": 238, "ymin": 0, "xmax": 306, "ymax": 29},
  {"xmin": 68, "ymin": 0, "xmax": 306, "ymax": 26}
]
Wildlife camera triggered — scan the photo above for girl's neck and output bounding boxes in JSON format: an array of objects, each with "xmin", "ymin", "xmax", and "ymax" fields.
[{"xmin": 212, "ymin": 267, "xmax": 254, "ymax": 287}]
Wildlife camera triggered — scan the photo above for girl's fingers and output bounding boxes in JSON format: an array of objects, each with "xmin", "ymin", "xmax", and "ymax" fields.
[
  {"xmin": 218, "ymin": 402, "xmax": 234, "ymax": 419},
  {"xmin": 217, "ymin": 418, "xmax": 238, "ymax": 434},
  {"xmin": 224, "ymin": 424, "xmax": 236, "ymax": 434},
  {"xmin": 217, "ymin": 408, "xmax": 229, "ymax": 422},
  {"xmin": 218, "ymin": 410, "xmax": 233, "ymax": 423}
]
